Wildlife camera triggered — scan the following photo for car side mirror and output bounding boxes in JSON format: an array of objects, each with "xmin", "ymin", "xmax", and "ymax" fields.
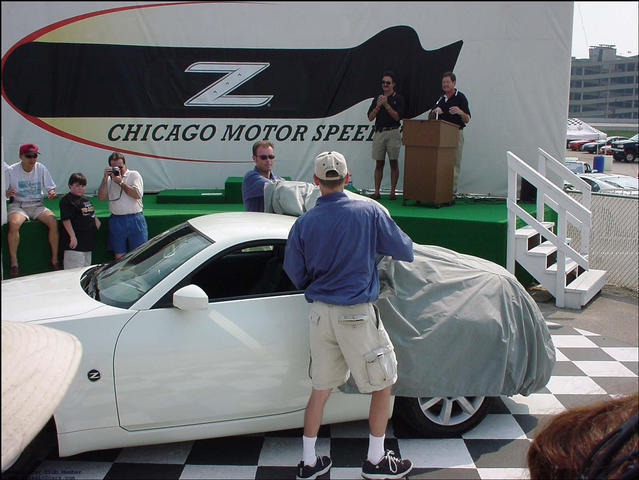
[{"xmin": 173, "ymin": 285, "xmax": 208, "ymax": 311}]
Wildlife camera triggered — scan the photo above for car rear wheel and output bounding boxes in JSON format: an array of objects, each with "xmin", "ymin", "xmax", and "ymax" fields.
[{"xmin": 395, "ymin": 396, "xmax": 493, "ymax": 437}]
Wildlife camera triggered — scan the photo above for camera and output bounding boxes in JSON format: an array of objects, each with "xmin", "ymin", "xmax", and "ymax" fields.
[{"xmin": 111, "ymin": 166, "xmax": 120, "ymax": 176}]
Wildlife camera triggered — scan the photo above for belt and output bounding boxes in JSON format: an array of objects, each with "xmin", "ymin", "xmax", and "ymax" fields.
[{"xmin": 375, "ymin": 126, "xmax": 399, "ymax": 132}]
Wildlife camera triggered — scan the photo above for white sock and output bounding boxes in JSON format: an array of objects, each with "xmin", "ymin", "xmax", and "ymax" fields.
[
  {"xmin": 302, "ymin": 435, "xmax": 317, "ymax": 466},
  {"xmin": 367, "ymin": 433, "xmax": 385, "ymax": 465}
]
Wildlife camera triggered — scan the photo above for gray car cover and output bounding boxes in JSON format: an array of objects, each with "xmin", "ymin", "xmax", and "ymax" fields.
[{"xmin": 264, "ymin": 180, "xmax": 556, "ymax": 397}]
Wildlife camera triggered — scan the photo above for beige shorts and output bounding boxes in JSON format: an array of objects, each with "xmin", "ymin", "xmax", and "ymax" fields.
[
  {"xmin": 8, "ymin": 202, "xmax": 50, "ymax": 221},
  {"xmin": 372, "ymin": 128, "xmax": 402, "ymax": 161},
  {"xmin": 308, "ymin": 301, "xmax": 398, "ymax": 393}
]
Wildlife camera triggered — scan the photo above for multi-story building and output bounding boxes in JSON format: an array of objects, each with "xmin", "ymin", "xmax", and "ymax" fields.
[{"xmin": 569, "ymin": 45, "xmax": 638, "ymax": 120}]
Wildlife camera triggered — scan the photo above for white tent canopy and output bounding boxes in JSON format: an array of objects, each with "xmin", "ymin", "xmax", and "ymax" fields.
[{"xmin": 567, "ymin": 118, "xmax": 607, "ymax": 143}]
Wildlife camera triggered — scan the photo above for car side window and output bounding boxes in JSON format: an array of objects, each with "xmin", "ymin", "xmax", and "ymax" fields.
[
  {"xmin": 188, "ymin": 241, "xmax": 299, "ymax": 301},
  {"xmin": 582, "ymin": 178, "xmax": 599, "ymax": 192}
]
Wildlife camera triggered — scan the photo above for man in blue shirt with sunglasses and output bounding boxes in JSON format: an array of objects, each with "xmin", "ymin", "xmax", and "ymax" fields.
[{"xmin": 241, "ymin": 140, "xmax": 283, "ymax": 212}]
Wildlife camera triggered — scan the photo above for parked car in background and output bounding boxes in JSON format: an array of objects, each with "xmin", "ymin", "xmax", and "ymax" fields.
[
  {"xmin": 580, "ymin": 139, "xmax": 606, "ymax": 153},
  {"xmin": 611, "ymin": 134, "xmax": 639, "ymax": 162},
  {"xmin": 565, "ymin": 173, "xmax": 638, "ymax": 196},
  {"xmin": 594, "ymin": 174, "xmax": 639, "ymax": 190},
  {"xmin": 565, "ymin": 159, "xmax": 593, "ymax": 174},
  {"xmin": 599, "ymin": 144, "xmax": 613, "ymax": 155},
  {"xmin": 581, "ymin": 136, "xmax": 628, "ymax": 154},
  {"xmin": 568, "ymin": 139, "xmax": 595, "ymax": 151}
]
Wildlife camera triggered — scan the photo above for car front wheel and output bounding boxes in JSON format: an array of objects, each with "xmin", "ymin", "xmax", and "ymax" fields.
[
  {"xmin": 395, "ymin": 396, "xmax": 493, "ymax": 437},
  {"xmin": 626, "ymin": 152, "xmax": 637, "ymax": 162}
]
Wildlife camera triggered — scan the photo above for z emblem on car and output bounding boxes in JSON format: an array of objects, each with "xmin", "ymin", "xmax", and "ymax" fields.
[{"xmin": 87, "ymin": 369, "xmax": 101, "ymax": 382}]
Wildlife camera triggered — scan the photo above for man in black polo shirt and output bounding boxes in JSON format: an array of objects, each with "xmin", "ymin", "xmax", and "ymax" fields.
[
  {"xmin": 428, "ymin": 71, "xmax": 471, "ymax": 195},
  {"xmin": 367, "ymin": 70, "xmax": 405, "ymax": 200}
]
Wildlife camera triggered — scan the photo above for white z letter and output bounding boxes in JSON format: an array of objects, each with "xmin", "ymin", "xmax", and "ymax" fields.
[{"xmin": 184, "ymin": 62, "xmax": 273, "ymax": 107}]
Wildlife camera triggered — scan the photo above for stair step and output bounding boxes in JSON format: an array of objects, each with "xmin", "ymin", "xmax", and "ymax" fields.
[
  {"xmin": 515, "ymin": 223, "xmax": 555, "ymax": 238},
  {"xmin": 564, "ymin": 269, "xmax": 607, "ymax": 309},
  {"xmin": 565, "ymin": 269, "xmax": 607, "ymax": 292},
  {"xmin": 528, "ymin": 244, "xmax": 557, "ymax": 256},
  {"xmin": 547, "ymin": 259, "xmax": 578, "ymax": 274}
]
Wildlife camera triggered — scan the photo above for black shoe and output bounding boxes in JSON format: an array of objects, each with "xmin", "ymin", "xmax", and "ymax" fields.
[
  {"xmin": 361, "ymin": 450, "xmax": 413, "ymax": 479},
  {"xmin": 296, "ymin": 455, "xmax": 332, "ymax": 479}
]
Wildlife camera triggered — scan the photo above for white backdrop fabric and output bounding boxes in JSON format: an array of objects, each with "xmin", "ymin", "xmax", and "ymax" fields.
[{"xmin": 1, "ymin": 2, "xmax": 573, "ymax": 197}]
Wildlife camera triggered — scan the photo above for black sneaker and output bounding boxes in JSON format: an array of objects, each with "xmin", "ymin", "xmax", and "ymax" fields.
[
  {"xmin": 361, "ymin": 450, "xmax": 413, "ymax": 479},
  {"xmin": 296, "ymin": 455, "xmax": 332, "ymax": 479}
]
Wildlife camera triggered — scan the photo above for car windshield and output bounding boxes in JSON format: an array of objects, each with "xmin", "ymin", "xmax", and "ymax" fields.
[
  {"xmin": 601, "ymin": 176, "xmax": 639, "ymax": 190},
  {"xmin": 90, "ymin": 223, "xmax": 212, "ymax": 308}
]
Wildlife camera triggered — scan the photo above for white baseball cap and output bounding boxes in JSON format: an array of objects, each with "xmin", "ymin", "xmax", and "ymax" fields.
[
  {"xmin": 314, "ymin": 151, "xmax": 348, "ymax": 180},
  {"xmin": 1, "ymin": 321, "xmax": 82, "ymax": 471}
]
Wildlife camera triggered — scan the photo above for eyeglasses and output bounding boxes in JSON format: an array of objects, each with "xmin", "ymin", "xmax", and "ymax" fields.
[
  {"xmin": 257, "ymin": 154, "xmax": 275, "ymax": 160},
  {"xmin": 381, "ymin": 81, "xmax": 392, "ymax": 85},
  {"xmin": 24, "ymin": 153, "xmax": 38, "ymax": 158}
]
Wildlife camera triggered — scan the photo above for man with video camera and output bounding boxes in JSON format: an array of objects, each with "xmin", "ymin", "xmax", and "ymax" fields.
[{"xmin": 97, "ymin": 151, "xmax": 148, "ymax": 259}]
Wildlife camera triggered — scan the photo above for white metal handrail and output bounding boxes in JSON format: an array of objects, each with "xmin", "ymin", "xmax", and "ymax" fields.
[
  {"xmin": 536, "ymin": 147, "xmax": 592, "ymax": 258},
  {"xmin": 506, "ymin": 150, "xmax": 592, "ymax": 308}
]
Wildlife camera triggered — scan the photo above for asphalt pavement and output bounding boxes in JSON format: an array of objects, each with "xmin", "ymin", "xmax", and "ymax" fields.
[
  {"xmin": 564, "ymin": 149, "xmax": 638, "ymax": 177},
  {"xmin": 528, "ymin": 284, "xmax": 638, "ymax": 346},
  {"xmin": 548, "ymin": 150, "xmax": 638, "ymax": 344}
]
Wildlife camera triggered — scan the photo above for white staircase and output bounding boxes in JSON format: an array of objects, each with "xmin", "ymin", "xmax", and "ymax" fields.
[{"xmin": 507, "ymin": 148, "xmax": 607, "ymax": 309}]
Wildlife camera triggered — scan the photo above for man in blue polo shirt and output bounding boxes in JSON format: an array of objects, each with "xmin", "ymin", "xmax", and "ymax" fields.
[
  {"xmin": 241, "ymin": 140, "xmax": 283, "ymax": 212},
  {"xmin": 284, "ymin": 151, "xmax": 414, "ymax": 480}
]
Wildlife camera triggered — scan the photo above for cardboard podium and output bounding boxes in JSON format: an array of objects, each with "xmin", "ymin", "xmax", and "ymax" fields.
[{"xmin": 401, "ymin": 119, "xmax": 459, "ymax": 207}]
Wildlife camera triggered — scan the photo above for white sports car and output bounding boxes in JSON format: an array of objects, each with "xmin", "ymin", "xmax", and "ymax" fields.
[{"xmin": 1, "ymin": 212, "xmax": 554, "ymax": 461}]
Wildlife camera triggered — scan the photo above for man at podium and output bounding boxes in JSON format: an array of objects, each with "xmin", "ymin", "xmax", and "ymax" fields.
[
  {"xmin": 367, "ymin": 70, "xmax": 405, "ymax": 201},
  {"xmin": 428, "ymin": 72, "xmax": 471, "ymax": 194}
]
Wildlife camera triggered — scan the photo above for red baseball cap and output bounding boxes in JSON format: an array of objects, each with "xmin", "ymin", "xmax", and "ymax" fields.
[{"xmin": 19, "ymin": 143, "xmax": 39, "ymax": 155}]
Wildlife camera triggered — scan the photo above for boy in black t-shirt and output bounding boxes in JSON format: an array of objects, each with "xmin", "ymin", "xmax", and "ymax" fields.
[{"xmin": 60, "ymin": 173, "xmax": 101, "ymax": 269}]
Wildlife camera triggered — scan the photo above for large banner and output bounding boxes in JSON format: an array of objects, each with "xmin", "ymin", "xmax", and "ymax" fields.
[{"xmin": 1, "ymin": 2, "xmax": 573, "ymax": 196}]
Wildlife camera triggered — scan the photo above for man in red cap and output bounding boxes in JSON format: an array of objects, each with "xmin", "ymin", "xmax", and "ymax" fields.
[{"xmin": 5, "ymin": 143, "xmax": 60, "ymax": 276}]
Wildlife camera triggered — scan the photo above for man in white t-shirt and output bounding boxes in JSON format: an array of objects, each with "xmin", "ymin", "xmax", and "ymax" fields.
[
  {"xmin": 97, "ymin": 152, "xmax": 148, "ymax": 259},
  {"xmin": 5, "ymin": 143, "xmax": 60, "ymax": 276}
]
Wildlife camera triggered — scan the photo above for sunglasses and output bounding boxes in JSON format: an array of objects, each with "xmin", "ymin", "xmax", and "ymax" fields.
[
  {"xmin": 257, "ymin": 154, "xmax": 275, "ymax": 160},
  {"xmin": 24, "ymin": 153, "xmax": 38, "ymax": 158},
  {"xmin": 381, "ymin": 81, "xmax": 392, "ymax": 85}
]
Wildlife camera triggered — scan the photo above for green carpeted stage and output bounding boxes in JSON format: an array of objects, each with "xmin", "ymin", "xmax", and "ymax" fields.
[{"xmin": 1, "ymin": 177, "xmax": 543, "ymax": 282}]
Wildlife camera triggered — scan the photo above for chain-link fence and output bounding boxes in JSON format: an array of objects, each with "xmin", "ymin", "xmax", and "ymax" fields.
[{"xmin": 567, "ymin": 191, "xmax": 638, "ymax": 292}]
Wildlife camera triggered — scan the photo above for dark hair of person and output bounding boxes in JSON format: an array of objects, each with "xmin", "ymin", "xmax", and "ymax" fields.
[
  {"xmin": 317, "ymin": 170, "xmax": 345, "ymax": 188},
  {"xmin": 252, "ymin": 140, "xmax": 274, "ymax": 156},
  {"xmin": 382, "ymin": 70, "xmax": 397, "ymax": 85},
  {"xmin": 442, "ymin": 71, "xmax": 456, "ymax": 82},
  {"xmin": 108, "ymin": 152, "xmax": 126, "ymax": 165},
  {"xmin": 527, "ymin": 393, "xmax": 638, "ymax": 480},
  {"xmin": 68, "ymin": 172, "xmax": 87, "ymax": 186}
]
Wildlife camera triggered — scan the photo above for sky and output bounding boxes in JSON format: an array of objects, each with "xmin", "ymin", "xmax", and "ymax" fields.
[{"xmin": 572, "ymin": 2, "xmax": 638, "ymax": 59}]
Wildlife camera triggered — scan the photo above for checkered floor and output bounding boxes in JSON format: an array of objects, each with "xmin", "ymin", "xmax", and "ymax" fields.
[{"xmin": 25, "ymin": 322, "xmax": 638, "ymax": 480}]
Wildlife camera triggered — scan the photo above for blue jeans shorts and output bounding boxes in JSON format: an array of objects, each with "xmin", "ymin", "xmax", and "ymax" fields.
[{"xmin": 107, "ymin": 212, "xmax": 148, "ymax": 254}]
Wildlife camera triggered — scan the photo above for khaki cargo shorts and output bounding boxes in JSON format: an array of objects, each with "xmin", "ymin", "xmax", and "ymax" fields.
[
  {"xmin": 308, "ymin": 301, "xmax": 398, "ymax": 393},
  {"xmin": 372, "ymin": 128, "xmax": 401, "ymax": 161},
  {"xmin": 8, "ymin": 201, "xmax": 50, "ymax": 221}
]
